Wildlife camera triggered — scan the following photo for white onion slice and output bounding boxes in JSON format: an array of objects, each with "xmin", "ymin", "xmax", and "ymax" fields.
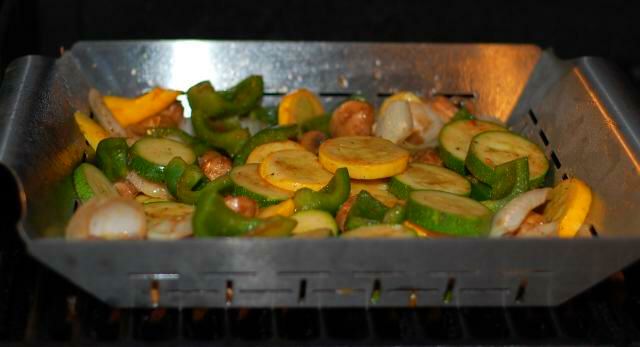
[{"xmin": 126, "ymin": 171, "xmax": 173, "ymax": 200}]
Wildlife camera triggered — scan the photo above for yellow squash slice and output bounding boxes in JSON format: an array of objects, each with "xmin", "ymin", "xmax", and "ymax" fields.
[
  {"xmin": 318, "ymin": 136, "xmax": 410, "ymax": 179},
  {"xmin": 278, "ymin": 89, "xmax": 325, "ymax": 125},
  {"xmin": 543, "ymin": 178, "xmax": 593, "ymax": 238},
  {"xmin": 246, "ymin": 140, "xmax": 306, "ymax": 164},
  {"xmin": 259, "ymin": 149, "xmax": 333, "ymax": 191}
]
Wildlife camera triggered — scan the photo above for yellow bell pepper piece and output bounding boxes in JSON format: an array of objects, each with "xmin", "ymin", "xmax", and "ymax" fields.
[
  {"xmin": 257, "ymin": 199, "xmax": 296, "ymax": 219},
  {"xmin": 103, "ymin": 88, "xmax": 180, "ymax": 127},
  {"xmin": 74, "ymin": 111, "xmax": 109, "ymax": 150}
]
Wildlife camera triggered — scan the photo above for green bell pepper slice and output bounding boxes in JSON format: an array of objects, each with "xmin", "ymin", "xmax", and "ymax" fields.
[
  {"xmin": 191, "ymin": 110, "xmax": 250, "ymax": 155},
  {"xmin": 165, "ymin": 157, "xmax": 208, "ymax": 204},
  {"xmin": 96, "ymin": 137, "xmax": 128, "ymax": 182},
  {"xmin": 293, "ymin": 167, "xmax": 351, "ymax": 214},
  {"xmin": 344, "ymin": 190, "xmax": 389, "ymax": 231},
  {"xmin": 187, "ymin": 76, "xmax": 264, "ymax": 119},
  {"xmin": 245, "ymin": 216, "xmax": 298, "ymax": 237},
  {"xmin": 249, "ymin": 105, "xmax": 278, "ymax": 126},
  {"xmin": 193, "ymin": 175, "xmax": 264, "ymax": 237}
]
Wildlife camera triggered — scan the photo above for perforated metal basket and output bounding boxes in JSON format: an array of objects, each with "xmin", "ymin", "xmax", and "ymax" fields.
[{"xmin": 1, "ymin": 41, "xmax": 639, "ymax": 308}]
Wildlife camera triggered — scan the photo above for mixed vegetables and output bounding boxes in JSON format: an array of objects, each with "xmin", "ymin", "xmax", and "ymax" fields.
[{"xmin": 66, "ymin": 75, "xmax": 594, "ymax": 240}]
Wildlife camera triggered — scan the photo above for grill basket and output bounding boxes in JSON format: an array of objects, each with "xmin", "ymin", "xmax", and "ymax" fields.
[{"xmin": 1, "ymin": 41, "xmax": 639, "ymax": 307}]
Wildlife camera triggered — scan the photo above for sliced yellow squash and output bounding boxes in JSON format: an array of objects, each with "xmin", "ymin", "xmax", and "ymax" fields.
[
  {"xmin": 318, "ymin": 136, "xmax": 410, "ymax": 179},
  {"xmin": 278, "ymin": 89, "xmax": 325, "ymax": 125},
  {"xmin": 543, "ymin": 178, "xmax": 593, "ymax": 238},
  {"xmin": 246, "ymin": 140, "xmax": 306, "ymax": 164},
  {"xmin": 74, "ymin": 111, "xmax": 109, "ymax": 150},
  {"xmin": 257, "ymin": 199, "xmax": 296, "ymax": 219},
  {"xmin": 259, "ymin": 149, "xmax": 333, "ymax": 191},
  {"xmin": 350, "ymin": 179, "xmax": 400, "ymax": 207}
]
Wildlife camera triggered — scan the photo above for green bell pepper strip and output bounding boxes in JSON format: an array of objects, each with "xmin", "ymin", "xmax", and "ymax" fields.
[
  {"xmin": 293, "ymin": 167, "xmax": 351, "ymax": 214},
  {"xmin": 481, "ymin": 157, "xmax": 530, "ymax": 212},
  {"xmin": 164, "ymin": 157, "xmax": 188, "ymax": 197},
  {"xmin": 232, "ymin": 125, "xmax": 299, "ymax": 166},
  {"xmin": 382, "ymin": 204, "xmax": 406, "ymax": 224},
  {"xmin": 96, "ymin": 138, "xmax": 129, "ymax": 182},
  {"xmin": 450, "ymin": 107, "xmax": 474, "ymax": 122},
  {"xmin": 245, "ymin": 216, "xmax": 298, "ymax": 237},
  {"xmin": 344, "ymin": 190, "xmax": 389, "ymax": 231},
  {"xmin": 176, "ymin": 164, "xmax": 208, "ymax": 204},
  {"xmin": 147, "ymin": 127, "xmax": 211, "ymax": 156},
  {"xmin": 218, "ymin": 75, "xmax": 264, "ymax": 115},
  {"xmin": 187, "ymin": 76, "xmax": 264, "ymax": 119},
  {"xmin": 300, "ymin": 114, "xmax": 331, "ymax": 136},
  {"xmin": 249, "ymin": 105, "xmax": 278, "ymax": 126},
  {"xmin": 193, "ymin": 175, "xmax": 264, "ymax": 237},
  {"xmin": 191, "ymin": 110, "xmax": 250, "ymax": 155},
  {"xmin": 165, "ymin": 157, "xmax": 209, "ymax": 204}
]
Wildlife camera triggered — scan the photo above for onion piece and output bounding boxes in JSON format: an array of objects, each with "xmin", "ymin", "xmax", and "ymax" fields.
[
  {"xmin": 401, "ymin": 102, "xmax": 444, "ymax": 149},
  {"xmin": 515, "ymin": 222, "xmax": 558, "ymax": 238},
  {"xmin": 490, "ymin": 188, "xmax": 552, "ymax": 238},
  {"xmin": 147, "ymin": 215, "xmax": 193, "ymax": 240},
  {"xmin": 66, "ymin": 196, "xmax": 146, "ymax": 240},
  {"xmin": 126, "ymin": 171, "xmax": 173, "ymax": 200},
  {"xmin": 88, "ymin": 88, "xmax": 128, "ymax": 137},
  {"xmin": 373, "ymin": 100, "xmax": 413, "ymax": 143}
]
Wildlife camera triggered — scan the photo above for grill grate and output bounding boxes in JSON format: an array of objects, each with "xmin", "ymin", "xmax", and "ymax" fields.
[{"xmin": 1, "ymin": 239, "xmax": 640, "ymax": 346}]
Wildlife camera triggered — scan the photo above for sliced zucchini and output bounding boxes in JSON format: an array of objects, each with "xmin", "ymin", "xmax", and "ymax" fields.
[
  {"xmin": 231, "ymin": 164, "xmax": 293, "ymax": 207},
  {"xmin": 406, "ymin": 190, "xmax": 493, "ymax": 237},
  {"xmin": 291, "ymin": 210, "xmax": 338, "ymax": 236},
  {"xmin": 341, "ymin": 224, "xmax": 416, "ymax": 238},
  {"xmin": 129, "ymin": 137, "xmax": 196, "ymax": 183},
  {"xmin": 468, "ymin": 176, "xmax": 493, "ymax": 201},
  {"xmin": 73, "ymin": 163, "xmax": 118, "ymax": 202},
  {"xmin": 438, "ymin": 119, "xmax": 506, "ymax": 174},
  {"xmin": 389, "ymin": 163, "xmax": 471, "ymax": 199},
  {"xmin": 466, "ymin": 131, "xmax": 548, "ymax": 187},
  {"xmin": 382, "ymin": 205, "xmax": 406, "ymax": 224}
]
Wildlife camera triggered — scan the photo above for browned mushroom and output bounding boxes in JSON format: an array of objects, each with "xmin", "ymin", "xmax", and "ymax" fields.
[
  {"xmin": 198, "ymin": 150, "xmax": 232, "ymax": 181},
  {"xmin": 329, "ymin": 100, "xmax": 375, "ymax": 137},
  {"xmin": 127, "ymin": 101, "xmax": 184, "ymax": 136},
  {"xmin": 224, "ymin": 196, "xmax": 258, "ymax": 218},
  {"xmin": 410, "ymin": 148, "xmax": 443, "ymax": 166},
  {"xmin": 114, "ymin": 180, "xmax": 139, "ymax": 198},
  {"xmin": 299, "ymin": 130, "xmax": 327, "ymax": 154}
]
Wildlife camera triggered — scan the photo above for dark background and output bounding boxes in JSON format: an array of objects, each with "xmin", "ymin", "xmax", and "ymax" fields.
[{"xmin": 1, "ymin": 0, "xmax": 640, "ymax": 83}]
